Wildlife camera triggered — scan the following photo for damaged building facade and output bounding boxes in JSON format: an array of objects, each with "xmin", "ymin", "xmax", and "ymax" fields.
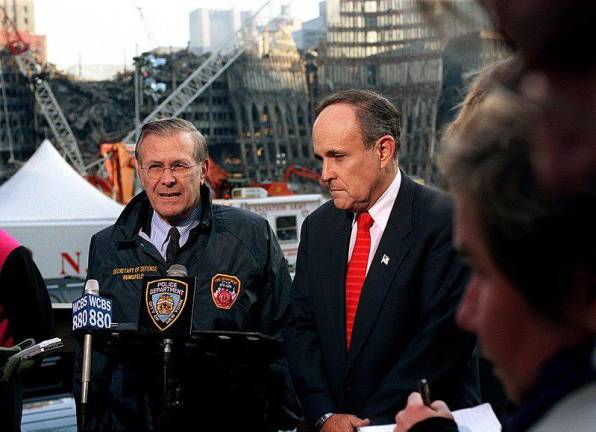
[
  {"xmin": 320, "ymin": 0, "xmax": 507, "ymax": 184},
  {"xmin": 0, "ymin": 53, "xmax": 34, "ymax": 180},
  {"xmin": 3, "ymin": 1, "xmax": 508, "ymax": 188},
  {"xmin": 0, "ymin": 0, "xmax": 43, "ymax": 181},
  {"xmin": 137, "ymin": 19, "xmax": 313, "ymax": 183},
  {"xmin": 227, "ymin": 22, "xmax": 313, "ymax": 182}
]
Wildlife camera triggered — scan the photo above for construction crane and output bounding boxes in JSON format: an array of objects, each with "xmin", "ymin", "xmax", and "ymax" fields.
[
  {"xmin": 122, "ymin": 0, "xmax": 275, "ymax": 145},
  {"xmin": 0, "ymin": 55, "xmax": 15, "ymax": 162},
  {"xmin": 0, "ymin": 6, "xmax": 86, "ymax": 175},
  {"xmin": 132, "ymin": 2, "xmax": 157, "ymax": 47}
]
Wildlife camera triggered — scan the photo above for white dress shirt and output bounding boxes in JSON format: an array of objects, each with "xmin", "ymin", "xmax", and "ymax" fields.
[
  {"xmin": 348, "ymin": 170, "xmax": 402, "ymax": 274},
  {"xmin": 139, "ymin": 206, "xmax": 201, "ymax": 260}
]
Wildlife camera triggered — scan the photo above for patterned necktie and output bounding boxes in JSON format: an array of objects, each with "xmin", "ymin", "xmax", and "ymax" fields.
[
  {"xmin": 165, "ymin": 227, "xmax": 180, "ymax": 266},
  {"xmin": 345, "ymin": 212, "xmax": 374, "ymax": 349}
]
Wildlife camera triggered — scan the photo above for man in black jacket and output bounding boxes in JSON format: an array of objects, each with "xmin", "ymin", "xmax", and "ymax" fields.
[
  {"xmin": 284, "ymin": 90, "xmax": 479, "ymax": 431},
  {"xmin": 74, "ymin": 118, "xmax": 300, "ymax": 431}
]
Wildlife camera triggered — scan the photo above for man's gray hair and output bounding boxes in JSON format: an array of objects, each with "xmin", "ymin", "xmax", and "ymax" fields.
[{"xmin": 135, "ymin": 118, "xmax": 208, "ymax": 164}]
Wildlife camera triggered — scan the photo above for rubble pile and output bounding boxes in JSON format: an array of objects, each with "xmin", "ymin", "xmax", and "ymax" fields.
[
  {"xmin": 48, "ymin": 72, "xmax": 134, "ymax": 164},
  {"xmin": 42, "ymin": 50, "xmax": 207, "ymax": 165}
]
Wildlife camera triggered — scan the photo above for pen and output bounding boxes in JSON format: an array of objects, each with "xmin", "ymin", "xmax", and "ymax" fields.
[{"xmin": 418, "ymin": 378, "xmax": 431, "ymax": 407}]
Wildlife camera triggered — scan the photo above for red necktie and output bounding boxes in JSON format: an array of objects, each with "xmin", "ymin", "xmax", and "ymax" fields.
[{"xmin": 345, "ymin": 212, "xmax": 374, "ymax": 349}]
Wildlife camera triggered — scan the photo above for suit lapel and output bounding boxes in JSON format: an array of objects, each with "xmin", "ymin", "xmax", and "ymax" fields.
[
  {"xmin": 322, "ymin": 209, "xmax": 353, "ymax": 359},
  {"xmin": 345, "ymin": 172, "xmax": 415, "ymax": 372}
]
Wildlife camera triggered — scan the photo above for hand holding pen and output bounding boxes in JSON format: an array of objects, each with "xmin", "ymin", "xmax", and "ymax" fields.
[
  {"xmin": 394, "ymin": 379, "xmax": 454, "ymax": 431},
  {"xmin": 418, "ymin": 378, "xmax": 432, "ymax": 407}
]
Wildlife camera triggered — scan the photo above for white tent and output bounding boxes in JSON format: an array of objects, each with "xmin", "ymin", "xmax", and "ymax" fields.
[
  {"xmin": 0, "ymin": 139, "xmax": 124, "ymax": 224},
  {"xmin": 0, "ymin": 140, "xmax": 124, "ymax": 278}
]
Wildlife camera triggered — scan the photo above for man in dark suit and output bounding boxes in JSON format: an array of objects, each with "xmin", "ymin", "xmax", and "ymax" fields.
[{"xmin": 284, "ymin": 90, "xmax": 479, "ymax": 431}]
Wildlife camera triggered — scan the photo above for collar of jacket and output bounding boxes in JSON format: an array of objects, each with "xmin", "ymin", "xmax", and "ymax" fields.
[
  {"xmin": 110, "ymin": 183, "xmax": 213, "ymax": 243},
  {"xmin": 347, "ymin": 169, "xmax": 414, "ymax": 239}
]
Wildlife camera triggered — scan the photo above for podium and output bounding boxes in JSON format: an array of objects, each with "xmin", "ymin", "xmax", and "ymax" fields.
[
  {"xmin": 183, "ymin": 330, "xmax": 285, "ymax": 363},
  {"xmin": 92, "ymin": 327, "xmax": 286, "ymax": 432},
  {"xmin": 77, "ymin": 275, "xmax": 294, "ymax": 431}
]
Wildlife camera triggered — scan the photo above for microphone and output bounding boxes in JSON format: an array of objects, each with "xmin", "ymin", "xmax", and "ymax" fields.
[
  {"xmin": 161, "ymin": 264, "xmax": 188, "ymax": 357},
  {"xmin": 72, "ymin": 279, "xmax": 112, "ymax": 429},
  {"xmin": 163, "ymin": 264, "xmax": 188, "ymax": 365},
  {"xmin": 160, "ymin": 265, "xmax": 189, "ymax": 415},
  {"xmin": 167, "ymin": 264, "xmax": 188, "ymax": 278},
  {"xmin": 161, "ymin": 265, "xmax": 187, "ymax": 367}
]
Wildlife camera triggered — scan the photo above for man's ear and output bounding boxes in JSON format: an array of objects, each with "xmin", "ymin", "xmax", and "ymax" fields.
[
  {"xmin": 376, "ymin": 135, "xmax": 396, "ymax": 168},
  {"xmin": 200, "ymin": 159, "xmax": 209, "ymax": 185}
]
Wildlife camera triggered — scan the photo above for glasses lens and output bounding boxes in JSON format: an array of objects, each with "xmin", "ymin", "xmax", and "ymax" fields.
[
  {"xmin": 147, "ymin": 166, "xmax": 163, "ymax": 179},
  {"xmin": 145, "ymin": 165, "xmax": 197, "ymax": 179},
  {"xmin": 172, "ymin": 166, "xmax": 191, "ymax": 177}
]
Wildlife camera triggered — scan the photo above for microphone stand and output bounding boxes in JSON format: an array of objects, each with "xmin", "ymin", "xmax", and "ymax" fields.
[
  {"xmin": 79, "ymin": 279, "xmax": 99, "ymax": 431},
  {"xmin": 162, "ymin": 338, "xmax": 173, "ymax": 404},
  {"xmin": 158, "ymin": 264, "xmax": 187, "ymax": 431}
]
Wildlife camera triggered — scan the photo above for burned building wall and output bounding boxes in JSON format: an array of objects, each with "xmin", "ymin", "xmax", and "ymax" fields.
[
  {"xmin": 320, "ymin": 0, "xmax": 505, "ymax": 185},
  {"xmin": 0, "ymin": 51, "xmax": 35, "ymax": 181},
  {"xmin": 134, "ymin": 43, "xmax": 313, "ymax": 183},
  {"xmin": 227, "ymin": 53, "xmax": 312, "ymax": 182}
]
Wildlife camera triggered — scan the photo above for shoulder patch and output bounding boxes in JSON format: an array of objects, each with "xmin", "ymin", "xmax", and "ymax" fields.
[{"xmin": 210, "ymin": 274, "xmax": 241, "ymax": 309}]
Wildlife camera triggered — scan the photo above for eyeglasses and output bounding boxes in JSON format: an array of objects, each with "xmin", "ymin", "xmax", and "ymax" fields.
[{"xmin": 141, "ymin": 164, "xmax": 199, "ymax": 179}]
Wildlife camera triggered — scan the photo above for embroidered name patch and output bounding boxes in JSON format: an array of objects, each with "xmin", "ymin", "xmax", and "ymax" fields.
[{"xmin": 210, "ymin": 274, "xmax": 241, "ymax": 309}]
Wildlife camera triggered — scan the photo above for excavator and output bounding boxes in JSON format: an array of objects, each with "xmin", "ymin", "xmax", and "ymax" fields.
[
  {"xmin": 248, "ymin": 163, "xmax": 321, "ymax": 197},
  {"xmin": 205, "ymin": 160, "xmax": 320, "ymax": 199}
]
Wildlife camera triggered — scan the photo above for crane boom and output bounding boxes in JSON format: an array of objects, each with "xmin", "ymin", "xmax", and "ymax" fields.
[
  {"xmin": 14, "ymin": 54, "xmax": 86, "ymax": 174},
  {"xmin": 0, "ymin": 6, "xmax": 86, "ymax": 174},
  {"xmin": 123, "ymin": 0, "xmax": 273, "ymax": 145}
]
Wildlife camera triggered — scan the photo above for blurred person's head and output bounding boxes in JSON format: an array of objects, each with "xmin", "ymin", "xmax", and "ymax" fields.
[
  {"xmin": 480, "ymin": 1, "xmax": 596, "ymax": 71},
  {"xmin": 442, "ymin": 92, "xmax": 596, "ymax": 402},
  {"xmin": 446, "ymin": 56, "xmax": 523, "ymax": 137},
  {"xmin": 478, "ymin": 0, "xmax": 596, "ymax": 195},
  {"xmin": 313, "ymin": 90, "xmax": 399, "ymax": 213}
]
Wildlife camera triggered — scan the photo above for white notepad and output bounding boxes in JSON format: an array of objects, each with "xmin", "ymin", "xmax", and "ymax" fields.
[{"xmin": 358, "ymin": 403, "xmax": 501, "ymax": 432}]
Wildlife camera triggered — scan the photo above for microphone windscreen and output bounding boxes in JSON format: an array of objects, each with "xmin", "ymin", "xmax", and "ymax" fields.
[
  {"xmin": 166, "ymin": 264, "xmax": 188, "ymax": 277},
  {"xmin": 83, "ymin": 279, "xmax": 100, "ymax": 296},
  {"xmin": 72, "ymin": 293, "xmax": 113, "ymax": 332}
]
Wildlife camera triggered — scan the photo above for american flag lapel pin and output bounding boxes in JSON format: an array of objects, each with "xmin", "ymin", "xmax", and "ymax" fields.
[{"xmin": 381, "ymin": 254, "xmax": 390, "ymax": 266}]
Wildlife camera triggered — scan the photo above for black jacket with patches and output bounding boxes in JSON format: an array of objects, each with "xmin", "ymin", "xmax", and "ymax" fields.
[{"xmin": 73, "ymin": 185, "xmax": 300, "ymax": 431}]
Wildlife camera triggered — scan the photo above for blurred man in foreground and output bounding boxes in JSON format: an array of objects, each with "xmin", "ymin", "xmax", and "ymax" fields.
[
  {"xmin": 395, "ymin": 92, "xmax": 596, "ymax": 432},
  {"xmin": 480, "ymin": 0, "xmax": 596, "ymax": 195}
]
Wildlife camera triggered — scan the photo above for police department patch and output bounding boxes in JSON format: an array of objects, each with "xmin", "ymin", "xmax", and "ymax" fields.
[
  {"xmin": 145, "ymin": 278, "xmax": 189, "ymax": 331},
  {"xmin": 210, "ymin": 274, "xmax": 241, "ymax": 309}
]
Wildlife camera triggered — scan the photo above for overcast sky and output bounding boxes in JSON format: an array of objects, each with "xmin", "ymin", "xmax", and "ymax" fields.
[{"xmin": 35, "ymin": 0, "xmax": 321, "ymax": 70}]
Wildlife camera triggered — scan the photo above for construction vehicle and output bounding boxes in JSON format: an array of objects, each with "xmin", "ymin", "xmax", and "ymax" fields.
[
  {"xmin": 205, "ymin": 156, "xmax": 233, "ymax": 199},
  {"xmin": 283, "ymin": 163, "xmax": 320, "ymax": 184},
  {"xmin": 247, "ymin": 164, "xmax": 321, "ymax": 197}
]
